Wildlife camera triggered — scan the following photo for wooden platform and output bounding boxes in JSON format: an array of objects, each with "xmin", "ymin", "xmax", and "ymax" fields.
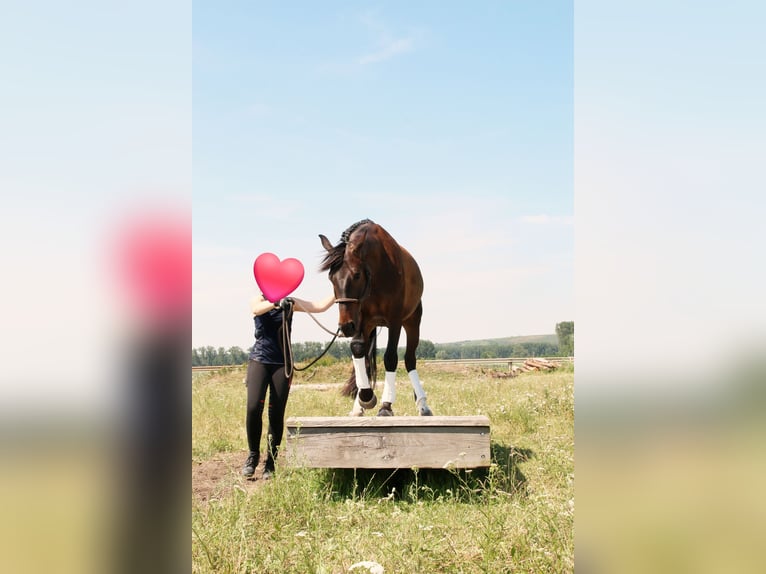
[{"xmin": 284, "ymin": 415, "xmax": 491, "ymax": 469}]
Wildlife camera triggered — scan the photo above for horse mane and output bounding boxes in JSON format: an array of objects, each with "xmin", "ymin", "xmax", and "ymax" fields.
[{"xmin": 319, "ymin": 218, "xmax": 375, "ymax": 273}]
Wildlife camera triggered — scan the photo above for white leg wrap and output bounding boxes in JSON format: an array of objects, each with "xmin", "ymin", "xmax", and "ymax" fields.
[
  {"xmin": 408, "ymin": 369, "xmax": 426, "ymax": 402},
  {"xmin": 353, "ymin": 356, "xmax": 370, "ymax": 389},
  {"xmin": 382, "ymin": 371, "xmax": 397, "ymax": 404}
]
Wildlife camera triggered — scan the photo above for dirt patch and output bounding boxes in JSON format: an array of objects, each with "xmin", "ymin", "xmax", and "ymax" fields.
[{"xmin": 192, "ymin": 452, "xmax": 269, "ymax": 503}]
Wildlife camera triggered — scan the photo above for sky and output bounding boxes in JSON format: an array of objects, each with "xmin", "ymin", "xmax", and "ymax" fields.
[
  {"xmin": 192, "ymin": 1, "xmax": 574, "ymax": 349},
  {"xmin": 1, "ymin": 0, "xmax": 760, "ymax": 396},
  {"xmin": 575, "ymin": 0, "xmax": 766, "ymax": 389},
  {"xmin": 1, "ymin": 0, "xmax": 190, "ymax": 407}
]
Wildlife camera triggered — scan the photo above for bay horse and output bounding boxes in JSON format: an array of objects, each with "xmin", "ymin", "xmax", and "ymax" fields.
[{"xmin": 319, "ymin": 219, "xmax": 433, "ymax": 416}]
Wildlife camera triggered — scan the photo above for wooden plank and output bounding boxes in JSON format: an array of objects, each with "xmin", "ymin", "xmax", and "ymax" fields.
[
  {"xmin": 285, "ymin": 415, "xmax": 491, "ymax": 469},
  {"xmin": 286, "ymin": 415, "xmax": 490, "ymax": 428},
  {"xmin": 525, "ymin": 358, "xmax": 555, "ymax": 369}
]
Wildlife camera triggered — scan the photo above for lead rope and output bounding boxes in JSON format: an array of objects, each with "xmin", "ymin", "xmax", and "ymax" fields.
[{"xmin": 281, "ymin": 303, "xmax": 342, "ymax": 378}]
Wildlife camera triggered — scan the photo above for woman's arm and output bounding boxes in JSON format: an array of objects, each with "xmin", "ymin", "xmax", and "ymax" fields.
[
  {"xmin": 291, "ymin": 293, "xmax": 336, "ymax": 314},
  {"xmin": 250, "ymin": 294, "xmax": 279, "ymax": 316}
]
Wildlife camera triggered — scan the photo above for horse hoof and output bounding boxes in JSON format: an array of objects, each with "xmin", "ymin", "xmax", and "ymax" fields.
[
  {"xmin": 377, "ymin": 402, "xmax": 394, "ymax": 416},
  {"xmin": 358, "ymin": 388, "xmax": 377, "ymax": 409},
  {"xmin": 416, "ymin": 398, "xmax": 433, "ymax": 416}
]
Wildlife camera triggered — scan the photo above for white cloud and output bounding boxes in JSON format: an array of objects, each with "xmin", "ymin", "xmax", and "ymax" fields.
[
  {"xmin": 358, "ymin": 36, "xmax": 413, "ymax": 65},
  {"xmin": 315, "ymin": 14, "xmax": 418, "ymax": 73},
  {"xmin": 355, "ymin": 11, "xmax": 416, "ymax": 65}
]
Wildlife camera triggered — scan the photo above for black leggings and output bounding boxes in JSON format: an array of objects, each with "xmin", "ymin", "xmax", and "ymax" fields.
[{"xmin": 245, "ymin": 360, "xmax": 292, "ymax": 458}]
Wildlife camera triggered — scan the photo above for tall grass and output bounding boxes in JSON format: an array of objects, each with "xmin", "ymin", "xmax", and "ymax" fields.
[{"xmin": 193, "ymin": 362, "xmax": 573, "ymax": 573}]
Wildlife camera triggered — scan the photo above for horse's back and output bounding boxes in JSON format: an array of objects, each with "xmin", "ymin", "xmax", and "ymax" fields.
[
  {"xmin": 375, "ymin": 224, "xmax": 423, "ymax": 313},
  {"xmin": 399, "ymin": 244, "xmax": 423, "ymax": 300}
]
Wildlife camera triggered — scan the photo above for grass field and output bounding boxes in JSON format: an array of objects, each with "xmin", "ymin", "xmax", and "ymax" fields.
[{"xmin": 192, "ymin": 361, "xmax": 574, "ymax": 573}]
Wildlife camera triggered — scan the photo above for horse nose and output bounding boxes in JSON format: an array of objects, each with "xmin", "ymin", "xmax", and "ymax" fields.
[{"xmin": 340, "ymin": 321, "xmax": 355, "ymax": 337}]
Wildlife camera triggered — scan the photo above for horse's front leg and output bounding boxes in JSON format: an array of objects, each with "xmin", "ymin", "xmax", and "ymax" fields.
[
  {"xmin": 377, "ymin": 325, "xmax": 402, "ymax": 417},
  {"xmin": 350, "ymin": 335, "xmax": 377, "ymax": 413},
  {"xmin": 404, "ymin": 304, "xmax": 432, "ymax": 416}
]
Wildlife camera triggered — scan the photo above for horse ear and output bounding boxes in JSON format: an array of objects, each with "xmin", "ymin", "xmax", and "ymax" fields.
[{"xmin": 319, "ymin": 234, "xmax": 333, "ymax": 252}]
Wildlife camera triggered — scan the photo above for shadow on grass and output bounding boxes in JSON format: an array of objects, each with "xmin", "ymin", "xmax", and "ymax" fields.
[
  {"xmin": 491, "ymin": 443, "xmax": 534, "ymax": 496},
  {"xmin": 314, "ymin": 442, "xmax": 534, "ymax": 502}
]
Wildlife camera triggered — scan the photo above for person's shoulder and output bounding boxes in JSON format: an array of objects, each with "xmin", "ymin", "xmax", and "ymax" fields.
[{"xmin": 250, "ymin": 293, "xmax": 268, "ymax": 305}]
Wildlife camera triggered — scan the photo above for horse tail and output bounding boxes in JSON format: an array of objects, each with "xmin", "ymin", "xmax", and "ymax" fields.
[
  {"xmin": 341, "ymin": 366, "xmax": 356, "ymax": 397},
  {"xmin": 368, "ymin": 328, "xmax": 378, "ymax": 385},
  {"xmin": 339, "ymin": 330, "xmax": 378, "ymax": 397}
]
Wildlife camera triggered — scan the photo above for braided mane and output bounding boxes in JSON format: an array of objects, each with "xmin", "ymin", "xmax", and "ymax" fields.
[{"xmin": 319, "ymin": 218, "xmax": 374, "ymax": 273}]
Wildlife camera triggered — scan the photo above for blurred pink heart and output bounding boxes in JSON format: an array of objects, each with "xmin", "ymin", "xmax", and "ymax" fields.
[{"xmin": 253, "ymin": 253, "xmax": 305, "ymax": 303}]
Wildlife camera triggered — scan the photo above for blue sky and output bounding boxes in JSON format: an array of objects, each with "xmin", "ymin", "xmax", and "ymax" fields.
[{"xmin": 193, "ymin": 1, "xmax": 574, "ymax": 348}]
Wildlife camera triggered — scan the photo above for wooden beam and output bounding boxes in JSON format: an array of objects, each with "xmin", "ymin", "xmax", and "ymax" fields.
[{"xmin": 284, "ymin": 415, "xmax": 491, "ymax": 469}]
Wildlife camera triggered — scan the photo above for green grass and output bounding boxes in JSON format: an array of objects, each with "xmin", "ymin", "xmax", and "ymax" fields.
[{"xmin": 193, "ymin": 362, "xmax": 574, "ymax": 573}]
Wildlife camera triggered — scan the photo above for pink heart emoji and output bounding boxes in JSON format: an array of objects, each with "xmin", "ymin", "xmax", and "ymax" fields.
[{"xmin": 253, "ymin": 253, "xmax": 305, "ymax": 303}]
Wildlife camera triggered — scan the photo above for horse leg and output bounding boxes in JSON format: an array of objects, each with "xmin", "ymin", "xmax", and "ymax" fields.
[
  {"xmin": 351, "ymin": 336, "xmax": 377, "ymax": 411},
  {"xmin": 348, "ymin": 356, "xmax": 371, "ymax": 416},
  {"xmin": 348, "ymin": 354, "xmax": 373, "ymax": 416},
  {"xmin": 377, "ymin": 325, "xmax": 402, "ymax": 416},
  {"xmin": 404, "ymin": 303, "xmax": 432, "ymax": 416}
]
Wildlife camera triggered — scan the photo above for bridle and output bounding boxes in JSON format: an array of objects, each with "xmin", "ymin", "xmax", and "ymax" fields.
[{"xmin": 333, "ymin": 264, "xmax": 371, "ymax": 306}]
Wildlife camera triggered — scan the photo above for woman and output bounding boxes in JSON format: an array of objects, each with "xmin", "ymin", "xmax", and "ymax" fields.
[{"xmin": 243, "ymin": 292, "xmax": 335, "ymax": 479}]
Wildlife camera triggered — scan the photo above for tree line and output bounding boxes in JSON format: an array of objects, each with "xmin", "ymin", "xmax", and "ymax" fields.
[{"xmin": 193, "ymin": 322, "xmax": 573, "ymax": 367}]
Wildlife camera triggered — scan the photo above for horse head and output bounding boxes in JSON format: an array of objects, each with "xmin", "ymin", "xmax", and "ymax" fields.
[{"xmin": 319, "ymin": 227, "xmax": 371, "ymax": 339}]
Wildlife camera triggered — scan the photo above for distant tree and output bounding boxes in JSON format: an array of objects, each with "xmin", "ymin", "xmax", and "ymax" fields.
[
  {"xmin": 520, "ymin": 342, "xmax": 557, "ymax": 357},
  {"xmin": 227, "ymin": 346, "xmax": 248, "ymax": 365},
  {"xmin": 481, "ymin": 348, "xmax": 498, "ymax": 359},
  {"xmin": 556, "ymin": 321, "xmax": 574, "ymax": 356},
  {"xmin": 468, "ymin": 346, "xmax": 483, "ymax": 359},
  {"xmin": 328, "ymin": 340, "xmax": 351, "ymax": 360},
  {"xmin": 417, "ymin": 339, "xmax": 436, "ymax": 359},
  {"xmin": 511, "ymin": 344, "xmax": 529, "ymax": 358},
  {"xmin": 291, "ymin": 342, "xmax": 305, "ymax": 362},
  {"xmin": 292, "ymin": 341, "xmax": 325, "ymax": 363},
  {"xmin": 496, "ymin": 345, "xmax": 513, "ymax": 357},
  {"xmin": 193, "ymin": 330, "xmax": 568, "ymax": 367},
  {"xmin": 435, "ymin": 348, "xmax": 460, "ymax": 360}
]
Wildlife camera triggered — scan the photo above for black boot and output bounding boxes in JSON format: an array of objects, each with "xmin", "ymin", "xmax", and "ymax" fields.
[
  {"xmin": 242, "ymin": 452, "xmax": 258, "ymax": 478},
  {"xmin": 262, "ymin": 454, "xmax": 275, "ymax": 480},
  {"xmin": 264, "ymin": 435, "xmax": 280, "ymax": 480}
]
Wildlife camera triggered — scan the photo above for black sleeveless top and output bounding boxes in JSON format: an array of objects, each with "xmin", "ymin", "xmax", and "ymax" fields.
[{"xmin": 249, "ymin": 307, "xmax": 292, "ymax": 365}]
